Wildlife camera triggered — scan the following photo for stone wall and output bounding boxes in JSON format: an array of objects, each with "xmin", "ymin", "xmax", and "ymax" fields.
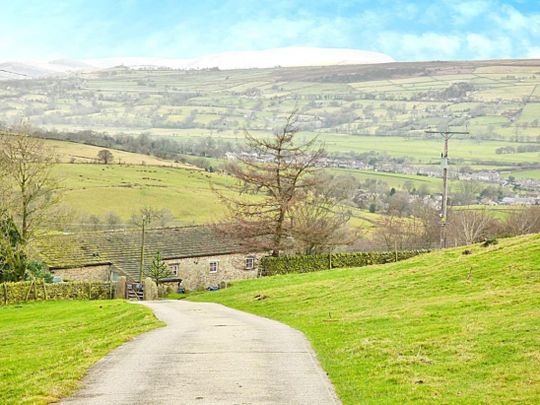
[
  {"xmin": 51, "ymin": 264, "xmax": 113, "ymax": 282},
  {"xmin": 165, "ymin": 253, "xmax": 259, "ymax": 291}
]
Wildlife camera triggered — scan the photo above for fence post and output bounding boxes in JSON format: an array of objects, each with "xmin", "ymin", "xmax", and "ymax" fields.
[
  {"xmin": 114, "ymin": 276, "xmax": 127, "ymax": 299},
  {"xmin": 2, "ymin": 283, "xmax": 7, "ymax": 305},
  {"xmin": 143, "ymin": 277, "xmax": 158, "ymax": 300},
  {"xmin": 25, "ymin": 281, "xmax": 34, "ymax": 302}
]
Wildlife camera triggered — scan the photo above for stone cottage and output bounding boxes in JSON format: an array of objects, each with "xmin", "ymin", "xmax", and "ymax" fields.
[{"xmin": 35, "ymin": 226, "xmax": 260, "ymax": 290}]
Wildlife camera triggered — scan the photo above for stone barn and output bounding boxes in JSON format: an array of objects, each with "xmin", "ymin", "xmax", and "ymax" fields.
[{"xmin": 36, "ymin": 226, "xmax": 261, "ymax": 291}]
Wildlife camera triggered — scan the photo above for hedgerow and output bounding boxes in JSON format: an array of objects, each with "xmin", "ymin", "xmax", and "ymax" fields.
[
  {"xmin": 0, "ymin": 280, "xmax": 113, "ymax": 305},
  {"xmin": 260, "ymin": 250, "xmax": 428, "ymax": 276}
]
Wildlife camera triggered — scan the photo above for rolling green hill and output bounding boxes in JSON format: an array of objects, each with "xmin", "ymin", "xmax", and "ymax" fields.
[
  {"xmin": 44, "ymin": 138, "xmax": 191, "ymax": 167},
  {"xmin": 55, "ymin": 163, "xmax": 238, "ymax": 223},
  {"xmin": 54, "ymin": 162, "xmax": 382, "ymax": 230},
  {"xmin": 1, "ymin": 59, "xmax": 540, "ymax": 172},
  {"xmin": 191, "ymin": 233, "xmax": 540, "ymax": 404},
  {"xmin": 42, "ymin": 137, "xmax": 381, "ymax": 229}
]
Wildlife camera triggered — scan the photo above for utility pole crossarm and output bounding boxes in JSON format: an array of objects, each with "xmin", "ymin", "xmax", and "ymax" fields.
[{"xmin": 424, "ymin": 130, "xmax": 469, "ymax": 134}]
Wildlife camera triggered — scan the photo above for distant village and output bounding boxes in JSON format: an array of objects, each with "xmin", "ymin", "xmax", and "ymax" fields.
[{"xmin": 226, "ymin": 152, "xmax": 540, "ymax": 206}]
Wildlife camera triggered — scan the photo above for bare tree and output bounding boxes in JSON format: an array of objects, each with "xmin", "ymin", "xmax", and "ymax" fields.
[
  {"xmin": 375, "ymin": 214, "xmax": 425, "ymax": 251},
  {"xmin": 216, "ymin": 112, "xmax": 326, "ymax": 256},
  {"xmin": 446, "ymin": 209, "xmax": 494, "ymax": 246},
  {"xmin": 0, "ymin": 127, "xmax": 61, "ymax": 243},
  {"xmin": 451, "ymin": 180, "xmax": 483, "ymax": 205},
  {"xmin": 104, "ymin": 211, "xmax": 123, "ymax": 229},
  {"xmin": 411, "ymin": 201, "xmax": 440, "ymax": 249},
  {"xmin": 97, "ymin": 149, "xmax": 114, "ymax": 164},
  {"xmin": 502, "ymin": 206, "xmax": 540, "ymax": 236},
  {"xmin": 291, "ymin": 191, "xmax": 353, "ymax": 255}
]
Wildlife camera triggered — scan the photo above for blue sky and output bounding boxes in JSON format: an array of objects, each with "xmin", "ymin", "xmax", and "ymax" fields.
[{"xmin": 1, "ymin": 0, "xmax": 539, "ymax": 61}]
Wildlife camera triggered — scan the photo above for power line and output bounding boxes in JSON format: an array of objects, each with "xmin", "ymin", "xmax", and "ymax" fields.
[{"xmin": 0, "ymin": 69, "xmax": 30, "ymax": 78}]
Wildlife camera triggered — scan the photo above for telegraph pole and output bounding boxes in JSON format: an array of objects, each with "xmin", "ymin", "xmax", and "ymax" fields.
[
  {"xmin": 138, "ymin": 213, "xmax": 148, "ymax": 283},
  {"xmin": 425, "ymin": 129, "xmax": 468, "ymax": 249}
]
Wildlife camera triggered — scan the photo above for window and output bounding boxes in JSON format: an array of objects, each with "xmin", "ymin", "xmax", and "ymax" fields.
[
  {"xmin": 209, "ymin": 260, "xmax": 219, "ymax": 273},
  {"xmin": 245, "ymin": 256, "xmax": 255, "ymax": 270},
  {"xmin": 170, "ymin": 263, "xmax": 179, "ymax": 276}
]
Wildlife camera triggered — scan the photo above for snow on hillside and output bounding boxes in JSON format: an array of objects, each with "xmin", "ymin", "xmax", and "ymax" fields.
[
  {"xmin": 0, "ymin": 47, "xmax": 394, "ymax": 79},
  {"xmin": 86, "ymin": 47, "xmax": 395, "ymax": 70}
]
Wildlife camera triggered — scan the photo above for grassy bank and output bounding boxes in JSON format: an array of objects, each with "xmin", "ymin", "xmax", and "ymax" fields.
[
  {"xmin": 0, "ymin": 300, "xmax": 162, "ymax": 404},
  {"xmin": 190, "ymin": 234, "xmax": 540, "ymax": 404},
  {"xmin": 54, "ymin": 163, "xmax": 238, "ymax": 222}
]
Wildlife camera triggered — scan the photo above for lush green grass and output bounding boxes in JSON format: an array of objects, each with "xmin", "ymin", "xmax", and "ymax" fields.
[
  {"xmin": 455, "ymin": 205, "xmax": 525, "ymax": 219},
  {"xmin": 190, "ymin": 234, "xmax": 540, "ymax": 404},
  {"xmin": 330, "ymin": 167, "xmax": 444, "ymax": 191},
  {"xmin": 54, "ymin": 163, "xmax": 240, "ymax": 222},
  {"xmin": 0, "ymin": 300, "xmax": 162, "ymax": 404},
  {"xmin": 511, "ymin": 169, "xmax": 540, "ymax": 180},
  {"xmin": 53, "ymin": 163, "xmax": 379, "ymax": 230}
]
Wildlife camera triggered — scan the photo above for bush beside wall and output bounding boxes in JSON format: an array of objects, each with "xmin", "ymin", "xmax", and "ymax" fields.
[
  {"xmin": 0, "ymin": 280, "xmax": 113, "ymax": 305},
  {"xmin": 261, "ymin": 250, "xmax": 428, "ymax": 276}
]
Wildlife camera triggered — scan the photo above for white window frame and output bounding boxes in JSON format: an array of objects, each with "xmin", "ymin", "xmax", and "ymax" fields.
[
  {"xmin": 245, "ymin": 256, "xmax": 255, "ymax": 270},
  {"xmin": 209, "ymin": 260, "xmax": 219, "ymax": 273},
  {"xmin": 169, "ymin": 263, "xmax": 179, "ymax": 276}
]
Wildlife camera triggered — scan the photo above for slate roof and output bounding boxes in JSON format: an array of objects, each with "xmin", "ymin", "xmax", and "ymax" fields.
[{"xmin": 36, "ymin": 226, "xmax": 245, "ymax": 280}]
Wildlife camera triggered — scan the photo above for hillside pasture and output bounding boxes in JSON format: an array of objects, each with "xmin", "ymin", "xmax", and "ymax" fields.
[
  {"xmin": 54, "ymin": 163, "xmax": 238, "ymax": 223},
  {"xmin": 43, "ymin": 138, "xmax": 191, "ymax": 167},
  {"xmin": 191, "ymin": 234, "xmax": 540, "ymax": 404}
]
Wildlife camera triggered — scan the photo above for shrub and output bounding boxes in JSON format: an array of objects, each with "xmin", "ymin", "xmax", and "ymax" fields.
[{"xmin": 25, "ymin": 261, "xmax": 53, "ymax": 283}]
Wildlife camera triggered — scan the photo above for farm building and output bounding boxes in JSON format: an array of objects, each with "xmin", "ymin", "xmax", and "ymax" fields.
[{"xmin": 35, "ymin": 226, "xmax": 260, "ymax": 291}]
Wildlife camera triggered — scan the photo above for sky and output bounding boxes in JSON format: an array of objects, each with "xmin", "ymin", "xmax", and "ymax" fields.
[{"xmin": 1, "ymin": 0, "xmax": 540, "ymax": 62}]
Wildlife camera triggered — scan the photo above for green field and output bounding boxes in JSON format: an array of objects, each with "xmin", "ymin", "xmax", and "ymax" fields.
[
  {"xmin": 2, "ymin": 59, "xmax": 540, "ymax": 173},
  {"xmin": 0, "ymin": 300, "xmax": 161, "ymax": 404},
  {"xmin": 55, "ymin": 163, "xmax": 239, "ymax": 223},
  {"xmin": 331, "ymin": 168, "xmax": 444, "ymax": 191},
  {"xmin": 455, "ymin": 205, "xmax": 526, "ymax": 219},
  {"xmin": 53, "ymin": 160, "xmax": 383, "ymax": 229},
  {"xmin": 191, "ymin": 234, "xmax": 540, "ymax": 404},
  {"xmin": 511, "ymin": 168, "xmax": 540, "ymax": 180}
]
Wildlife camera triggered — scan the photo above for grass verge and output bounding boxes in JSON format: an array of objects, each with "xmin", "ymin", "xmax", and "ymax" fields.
[{"xmin": 0, "ymin": 300, "xmax": 162, "ymax": 404}]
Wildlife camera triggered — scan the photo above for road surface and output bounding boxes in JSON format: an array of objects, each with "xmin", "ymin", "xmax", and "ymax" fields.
[{"xmin": 62, "ymin": 300, "xmax": 340, "ymax": 404}]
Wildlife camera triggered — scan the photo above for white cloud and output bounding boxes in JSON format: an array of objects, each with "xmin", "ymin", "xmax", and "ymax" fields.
[
  {"xmin": 526, "ymin": 47, "xmax": 540, "ymax": 59},
  {"xmin": 463, "ymin": 34, "xmax": 509, "ymax": 60},
  {"xmin": 449, "ymin": 0, "xmax": 492, "ymax": 22},
  {"xmin": 488, "ymin": 4, "xmax": 540, "ymax": 36},
  {"xmin": 1, "ymin": 0, "xmax": 540, "ymax": 62},
  {"xmin": 376, "ymin": 32, "xmax": 462, "ymax": 61}
]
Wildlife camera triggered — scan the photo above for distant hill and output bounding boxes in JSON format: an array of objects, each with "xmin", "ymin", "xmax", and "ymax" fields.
[
  {"xmin": 0, "ymin": 47, "xmax": 394, "ymax": 78},
  {"xmin": 1, "ymin": 58, "xmax": 539, "ymax": 172}
]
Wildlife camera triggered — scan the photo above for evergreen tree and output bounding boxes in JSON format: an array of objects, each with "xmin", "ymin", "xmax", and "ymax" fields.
[{"xmin": 146, "ymin": 251, "xmax": 173, "ymax": 285}]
